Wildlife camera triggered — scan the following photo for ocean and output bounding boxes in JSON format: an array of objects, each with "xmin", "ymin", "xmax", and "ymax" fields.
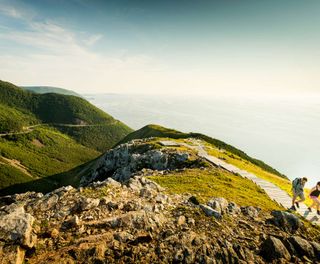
[{"xmin": 86, "ymin": 93, "xmax": 320, "ymax": 188}]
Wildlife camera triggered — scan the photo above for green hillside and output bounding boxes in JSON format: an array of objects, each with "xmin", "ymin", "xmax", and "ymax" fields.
[
  {"xmin": 0, "ymin": 80, "xmax": 132, "ymax": 150},
  {"xmin": 0, "ymin": 126, "xmax": 99, "ymax": 191},
  {"xmin": 0, "ymin": 80, "xmax": 132, "ymax": 193},
  {"xmin": 22, "ymin": 86, "xmax": 81, "ymax": 97}
]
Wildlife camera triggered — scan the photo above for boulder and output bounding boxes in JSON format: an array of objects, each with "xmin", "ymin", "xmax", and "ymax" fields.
[
  {"xmin": 80, "ymin": 197, "xmax": 100, "ymax": 211},
  {"xmin": 241, "ymin": 206, "xmax": 259, "ymax": 218},
  {"xmin": 38, "ymin": 194, "xmax": 59, "ymax": 211},
  {"xmin": 207, "ymin": 197, "xmax": 229, "ymax": 214},
  {"xmin": 269, "ymin": 211, "xmax": 301, "ymax": 232},
  {"xmin": 227, "ymin": 202, "xmax": 241, "ymax": 215},
  {"xmin": 288, "ymin": 236, "xmax": 314, "ymax": 259},
  {"xmin": 310, "ymin": 241, "xmax": 320, "ymax": 260},
  {"xmin": 0, "ymin": 204, "xmax": 36, "ymax": 248},
  {"xmin": 200, "ymin": 204, "xmax": 222, "ymax": 219},
  {"xmin": 260, "ymin": 236, "xmax": 291, "ymax": 261},
  {"xmin": 188, "ymin": 196, "xmax": 200, "ymax": 205}
]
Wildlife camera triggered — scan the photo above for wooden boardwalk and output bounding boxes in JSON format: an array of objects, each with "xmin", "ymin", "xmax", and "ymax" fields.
[{"xmin": 181, "ymin": 140, "xmax": 320, "ymax": 225}]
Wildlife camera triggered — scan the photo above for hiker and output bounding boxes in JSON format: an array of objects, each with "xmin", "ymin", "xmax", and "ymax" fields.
[
  {"xmin": 290, "ymin": 177, "xmax": 308, "ymax": 211},
  {"xmin": 308, "ymin": 181, "xmax": 320, "ymax": 215}
]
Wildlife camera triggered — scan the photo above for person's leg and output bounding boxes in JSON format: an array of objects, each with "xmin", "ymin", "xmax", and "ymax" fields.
[
  {"xmin": 308, "ymin": 197, "xmax": 316, "ymax": 211},
  {"xmin": 292, "ymin": 192, "xmax": 298, "ymax": 206},
  {"xmin": 295, "ymin": 192, "xmax": 305, "ymax": 204}
]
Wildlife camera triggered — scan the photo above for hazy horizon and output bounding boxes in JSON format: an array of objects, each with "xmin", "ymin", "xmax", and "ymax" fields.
[{"xmin": 1, "ymin": 0, "xmax": 320, "ymax": 96}]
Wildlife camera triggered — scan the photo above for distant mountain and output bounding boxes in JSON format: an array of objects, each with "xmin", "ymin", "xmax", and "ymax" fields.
[
  {"xmin": 0, "ymin": 80, "xmax": 132, "ymax": 191},
  {"xmin": 22, "ymin": 86, "xmax": 81, "ymax": 97}
]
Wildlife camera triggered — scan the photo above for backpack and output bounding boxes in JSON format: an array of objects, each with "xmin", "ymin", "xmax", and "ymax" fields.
[{"xmin": 292, "ymin": 178, "xmax": 300, "ymax": 189}]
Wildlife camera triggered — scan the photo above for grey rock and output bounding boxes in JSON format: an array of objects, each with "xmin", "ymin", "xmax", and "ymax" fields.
[
  {"xmin": 260, "ymin": 236, "xmax": 291, "ymax": 261},
  {"xmin": 241, "ymin": 206, "xmax": 259, "ymax": 218},
  {"xmin": 310, "ymin": 241, "xmax": 320, "ymax": 260},
  {"xmin": 0, "ymin": 204, "xmax": 36, "ymax": 248},
  {"xmin": 269, "ymin": 210, "xmax": 301, "ymax": 232},
  {"xmin": 207, "ymin": 197, "xmax": 229, "ymax": 214},
  {"xmin": 288, "ymin": 236, "xmax": 314, "ymax": 259},
  {"xmin": 140, "ymin": 187, "xmax": 153, "ymax": 198},
  {"xmin": 38, "ymin": 194, "xmax": 59, "ymax": 211},
  {"xmin": 155, "ymin": 193, "xmax": 168, "ymax": 204},
  {"xmin": 200, "ymin": 204, "xmax": 222, "ymax": 219},
  {"xmin": 80, "ymin": 197, "xmax": 100, "ymax": 211},
  {"xmin": 227, "ymin": 202, "xmax": 241, "ymax": 215}
]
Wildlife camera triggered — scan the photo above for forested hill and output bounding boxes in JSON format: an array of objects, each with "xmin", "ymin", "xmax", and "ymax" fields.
[{"xmin": 22, "ymin": 86, "xmax": 81, "ymax": 97}]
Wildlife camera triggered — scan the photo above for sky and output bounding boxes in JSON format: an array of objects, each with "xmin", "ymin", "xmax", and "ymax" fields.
[{"xmin": 0, "ymin": 0, "xmax": 320, "ymax": 95}]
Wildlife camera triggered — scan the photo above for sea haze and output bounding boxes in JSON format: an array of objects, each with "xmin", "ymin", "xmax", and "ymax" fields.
[{"xmin": 86, "ymin": 94, "xmax": 320, "ymax": 188}]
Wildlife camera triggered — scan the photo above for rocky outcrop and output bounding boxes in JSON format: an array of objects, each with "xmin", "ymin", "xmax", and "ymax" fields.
[{"xmin": 80, "ymin": 141, "xmax": 199, "ymax": 185}]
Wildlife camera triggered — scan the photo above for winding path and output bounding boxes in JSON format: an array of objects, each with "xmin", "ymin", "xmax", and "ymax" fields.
[{"xmin": 163, "ymin": 140, "xmax": 320, "ymax": 225}]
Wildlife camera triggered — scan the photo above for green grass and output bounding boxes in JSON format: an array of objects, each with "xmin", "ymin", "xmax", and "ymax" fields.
[
  {"xmin": 56, "ymin": 122, "xmax": 132, "ymax": 152},
  {"xmin": 0, "ymin": 104, "xmax": 37, "ymax": 133},
  {"xmin": 202, "ymin": 142, "xmax": 314, "ymax": 206},
  {"xmin": 0, "ymin": 126, "xmax": 99, "ymax": 190},
  {"xmin": 0, "ymin": 163, "xmax": 33, "ymax": 187},
  {"xmin": 148, "ymin": 168, "xmax": 282, "ymax": 211}
]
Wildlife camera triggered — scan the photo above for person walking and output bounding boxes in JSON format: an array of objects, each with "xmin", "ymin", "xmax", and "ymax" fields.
[
  {"xmin": 290, "ymin": 177, "xmax": 308, "ymax": 211},
  {"xmin": 308, "ymin": 181, "xmax": 320, "ymax": 215}
]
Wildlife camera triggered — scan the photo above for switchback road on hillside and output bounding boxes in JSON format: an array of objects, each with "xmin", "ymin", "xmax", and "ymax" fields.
[{"xmin": 0, "ymin": 122, "xmax": 118, "ymax": 137}]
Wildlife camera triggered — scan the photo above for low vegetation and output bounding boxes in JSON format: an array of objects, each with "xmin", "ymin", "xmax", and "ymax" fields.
[
  {"xmin": 148, "ymin": 168, "xmax": 282, "ymax": 211},
  {"xmin": 0, "ymin": 126, "xmax": 99, "ymax": 190}
]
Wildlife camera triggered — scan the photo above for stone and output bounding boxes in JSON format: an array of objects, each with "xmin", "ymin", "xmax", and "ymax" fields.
[
  {"xmin": 241, "ymin": 206, "xmax": 259, "ymax": 218},
  {"xmin": 188, "ymin": 196, "xmax": 200, "ymax": 205},
  {"xmin": 155, "ymin": 193, "xmax": 168, "ymax": 204},
  {"xmin": 310, "ymin": 241, "xmax": 320, "ymax": 260},
  {"xmin": 38, "ymin": 194, "xmax": 59, "ymax": 211},
  {"xmin": 50, "ymin": 228, "xmax": 59, "ymax": 239},
  {"xmin": 0, "ymin": 205, "xmax": 36, "ymax": 248},
  {"xmin": 200, "ymin": 204, "xmax": 222, "ymax": 219},
  {"xmin": 260, "ymin": 236, "xmax": 291, "ymax": 261},
  {"xmin": 288, "ymin": 236, "xmax": 314, "ymax": 259},
  {"xmin": 227, "ymin": 202, "xmax": 241, "ymax": 215},
  {"xmin": 80, "ymin": 197, "xmax": 100, "ymax": 211},
  {"xmin": 269, "ymin": 211, "xmax": 301, "ymax": 232},
  {"xmin": 139, "ymin": 187, "xmax": 153, "ymax": 198},
  {"xmin": 177, "ymin": 215, "xmax": 186, "ymax": 226},
  {"xmin": 207, "ymin": 197, "xmax": 229, "ymax": 214},
  {"xmin": 114, "ymin": 231, "xmax": 134, "ymax": 242},
  {"xmin": 103, "ymin": 177, "xmax": 122, "ymax": 188}
]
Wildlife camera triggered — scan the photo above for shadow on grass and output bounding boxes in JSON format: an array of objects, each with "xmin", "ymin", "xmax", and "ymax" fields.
[{"xmin": 0, "ymin": 156, "xmax": 100, "ymax": 196}]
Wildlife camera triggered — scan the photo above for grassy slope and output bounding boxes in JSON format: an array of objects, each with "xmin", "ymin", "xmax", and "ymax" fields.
[
  {"xmin": 118, "ymin": 125, "xmax": 309, "ymax": 204},
  {"xmin": 149, "ymin": 168, "xmax": 282, "ymax": 212},
  {"xmin": 0, "ymin": 126, "xmax": 99, "ymax": 191},
  {"xmin": 0, "ymin": 104, "xmax": 38, "ymax": 132}
]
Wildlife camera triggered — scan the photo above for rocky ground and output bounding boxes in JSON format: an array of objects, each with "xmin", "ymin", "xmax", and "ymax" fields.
[{"xmin": 1, "ymin": 139, "xmax": 320, "ymax": 264}]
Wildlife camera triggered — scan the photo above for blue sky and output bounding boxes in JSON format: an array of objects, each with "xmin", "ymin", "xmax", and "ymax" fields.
[{"xmin": 0, "ymin": 0, "xmax": 319, "ymax": 94}]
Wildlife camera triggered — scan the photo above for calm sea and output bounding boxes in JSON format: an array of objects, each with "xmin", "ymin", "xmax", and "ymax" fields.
[{"xmin": 86, "ymin": 94, "xmax": 320, "ymax": 188}]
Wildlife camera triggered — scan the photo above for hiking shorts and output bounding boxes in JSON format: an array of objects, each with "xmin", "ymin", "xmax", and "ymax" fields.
[{"xmin": 293, "ymin": 189, "xmax": 305, "ymax": 200}]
